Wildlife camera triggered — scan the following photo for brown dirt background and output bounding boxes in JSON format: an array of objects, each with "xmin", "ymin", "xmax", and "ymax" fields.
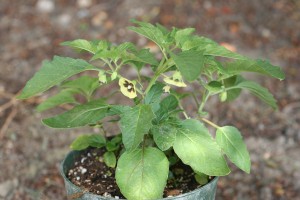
[{"xmin": 0, "ymin": 0, "xmax": 300, "ymax": 199}]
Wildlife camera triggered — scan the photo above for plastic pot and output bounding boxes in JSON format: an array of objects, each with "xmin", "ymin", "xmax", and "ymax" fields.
[{"xmin": 60, "ymin": 151, "xmax": 219, "ymax": 200}]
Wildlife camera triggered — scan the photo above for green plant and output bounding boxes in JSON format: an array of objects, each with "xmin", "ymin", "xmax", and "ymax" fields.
[{"xmin": 18, "ymin": 20, "xmax": 285, "ymax": 200}]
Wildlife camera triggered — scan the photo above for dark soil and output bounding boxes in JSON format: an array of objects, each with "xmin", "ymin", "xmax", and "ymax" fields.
[{"xmin": 67, "ymin": 148, "xmax": 209, "ymax": 199}]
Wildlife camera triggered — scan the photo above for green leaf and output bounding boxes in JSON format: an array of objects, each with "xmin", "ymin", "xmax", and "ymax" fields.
[
  {"xmin": 103, "ymin": 151, "xmax": 117, "ymax": 168},
  {"xmin": 36, "ymin": 89, "xmax": 77, "ymax": 112},
  {"xmin": 70, "ymin": 134, "xmax": 106, "ymax": 150},
  {"xmin": 151, "ymin": 123, "xmax": 176, "ymax": 151},
  {"xmin": 222, "ymin": 75, "xmax": 243, "ymax": 101},
  {"xmin": 205, "ymin": 81, "xmax": 223, "ymax": 93},
  {"xmin": 173, "ymin": 119, "xmax": 230, "ymax": 176},
  {"xmin": 216, "ymin": 126, "xmax": 251, "ymax": 173},
  {"xmin": 144, "ymin": 83, "xmax": 164, "ymax": 112},
  {"xmin": 62, "ymin": 75, "xmax": 99, "ymax": 98},
  {"xmin": 225, "ymin": 59, "xmax": 285, "ymax": 80},
  {"xmin": 42, "ymin": 100, "xmax": 109, "ymax": 128},
  {"xmin": 120, "ymin": 105, "xmax": 155, "ymax": 150},
  {"xmin": 128, "ymin": 48, "xmax": 159, "ymax": 66},
  {"xmin": 116, "ymin": 147, "xmax": 169, "ymax": 200},
  {"xmin": 194, "ymin": 172, "xmax": 209, "ymax": 185},
  {"xmin": 18, "ymin": 56, "xmax": 98, "ymax": 99},
  {"xmin": 182, "ymin": 36, "xmax": 246, "ymax": 60},
  {"xmin": 174, "ymin": 28, "xmax": 195, "ymax": 47},
  {"xmin": 172, "ymin": 49, "xmax": 205, "ymax": 81},
  {"xmin": 230, "ymin": 80, "xmax": 278, "ymax": 109},
  {"xmin": 155, "ymin": 95, "xmax": 178, "ymax": 123},
  {"xmin": 128, "ymin": 20, "xmax": 166, "ymax": 50},
  {"xmin": 61, "ymin": 39, "xmax": 102, "ymax": 54}
]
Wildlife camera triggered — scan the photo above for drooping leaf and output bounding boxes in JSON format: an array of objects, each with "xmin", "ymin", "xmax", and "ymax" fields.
[
  {"xmin": 173, "ymin": 119, "xmax": 230, "ymax": 176},
  {"xmin": 229, "ymin": 80, "xmax": 278, "ymax": 109},
  {"xmin": 225, "ymin": 59, "xmax": 285, "ymax": 80},
  {"xmin": 18, "ymin": 56, "xmax": 98, "ymax": 99},
  {"xmin": 36, "ymin": 89, "xmax": 77, "ymax": 112},
  {"xmin": 42, "ymin": 100, "xmax": 109, "ymax": 128},
  {"xmin": 61, "ymin": 39, "xmax": 103, "ymax": 54},
  {"xmin": 172, "ymin": 49, "xmax": 205, "ymax": 81},
  {"xmin": 103, "ymin": 151, "xmax": 117, "ymax": 168},
  {"xmin": 116, "ymin": 147, "xmax": 169, "ymax": 200},
  {"xmin": 151, "ymin": 122, "xmax": 176, "ymax": 151},
  {"xmin": 119, "ymin": 105, "xmax": 155, "ymax": 150},
  {"xmin": 144, "ymin": 83, "xmax": 164, "ymax": 112},
  {"xmin": 216, "ymin": 126, "xmax": 251, "ymax": 173},
  {"xmin": 70, "ymin": 134, "xmax": 106, "ymax": 150},
  {"xmin": 62, "ymin": 75, "xmax": 99, "ymax": 98}
]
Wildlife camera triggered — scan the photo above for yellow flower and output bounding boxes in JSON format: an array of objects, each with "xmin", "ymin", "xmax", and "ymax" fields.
[
  {"xmin": 118, "ymin": 77, "xmax": 137, "ymax": 99},
  {"xmin": 163, "ymin": 71, "xmax": 187, "ymax": 87}
]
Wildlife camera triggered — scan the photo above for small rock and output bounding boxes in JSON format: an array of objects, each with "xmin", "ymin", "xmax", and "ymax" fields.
[
  {"xmin": 81, "ymin": 168, "xmax": 87, "ymax": 174},
  {"xmin": 36, "ymin": 0, "xmax": 55, "ymax": 13},
  {"xmin": 0, "ymin": 179, "xmax": 18, "ymax": 197},
  {"xmin": 77, "ymin": 0, "xmax": 92, "ymax": 8},
  {"xmin": 91, "ymin": 12, "xmax": 107, "ymax": 26}
]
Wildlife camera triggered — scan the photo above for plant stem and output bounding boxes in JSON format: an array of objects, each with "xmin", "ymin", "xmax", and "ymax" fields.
[
  {"xmin": 144, "ymin": 59, "xmax": 170, "ymax": 95},
  {"xmin": 199, "ymin": 117, "xmax": 220, "ymax": 129},
  {"xmin": 178, "ymin": 101, "xmax": 189, "ymax": 119},
  {"xmin": 198, "ymin": 91, "xmax": 210, "ymax": 114}
]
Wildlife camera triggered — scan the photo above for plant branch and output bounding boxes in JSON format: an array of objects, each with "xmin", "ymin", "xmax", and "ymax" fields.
[{"xmin": 199, "ymin": 117, "xmax": 220, "ymax": 129}]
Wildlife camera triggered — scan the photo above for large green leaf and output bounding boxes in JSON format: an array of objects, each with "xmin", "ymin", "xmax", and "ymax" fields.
[
  {"xmin": 119, "ymin": 105, "xmax": 155, "ymax": 150},
  {"xmin": 42, "ymin": 100, "xmax": 109, "ymax": 128},
  {"xmin": 229, "ymin": 80, "xmax": 278, "ymax": 109},
  {"xmin": 225, "ymin": 59, "xmax": 285, "ymax": 80},
  {"xmin": 151, "ymin": 122, "xmax": 176, "ymax": 151},
  {"xmin": 172, "ymin": 49, "xmax": 205, "ymax": 81},
  {"xmin": 18, "ymin": 56, "xmax": 98, "ymax": 99},
  {"xmin": 116, "ymin": 147, "xmax": 169, "ymax": 200},
  {"xmin": 70, "ymin": 134, "xmax": 106, "ymax": 150},
  {"xmin": 216, "ymin": 126, "xmax": 251, "ymax": 173},
  {"xmin": 36, "ymin": 89, "xmax": 77, "ymax": 112},
  {"xmin": 173, "ymin": 119, "xmax": 230, "ymax": 176},
  {"xmin": 62, "ymin": 75, "xmax": 99, "ymax": 98},
  {"xmin": 128, "ymin": 20, "xmax": 166, "ymax": 49}
]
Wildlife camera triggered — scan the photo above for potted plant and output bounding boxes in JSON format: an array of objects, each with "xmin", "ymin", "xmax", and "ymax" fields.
[{"xmin": 18, "ymin": 20, "xmax": 285, "ymax": 200}]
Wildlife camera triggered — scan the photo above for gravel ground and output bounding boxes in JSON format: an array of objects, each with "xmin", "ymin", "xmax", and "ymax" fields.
[{"xmin": 0, "ymin": 0, "xmax": 300, "ymax": 199}]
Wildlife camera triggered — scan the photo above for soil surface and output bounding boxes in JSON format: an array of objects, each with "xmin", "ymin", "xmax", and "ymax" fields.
[
  {"xmin": 1, "ymin": 0, "xmax": 300, "ymax": 200},
  {"xmin": 67, "ymin": 148, "xmax": 205, "ymax": 199}
]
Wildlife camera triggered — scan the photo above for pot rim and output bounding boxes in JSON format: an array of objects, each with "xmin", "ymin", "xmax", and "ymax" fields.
[{"xmin": 60, "ymin": 150, "xmax": 219, "ymax": 200}]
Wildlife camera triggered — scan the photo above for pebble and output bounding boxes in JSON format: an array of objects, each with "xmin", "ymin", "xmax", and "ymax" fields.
[
  {"xmin": 0, "ymin": 179, "xmax": 18, "ymax": 198},
  {"xmin": 81, "ymin": 157, "xmax": 87, "ymax": 163},
  {"xmin": 76, "ymin": 177, "xmax": 80, "ymax": 181},
  {"xmin": 36, "ymin": 0, "xmax": 55, "ymax": 13},
  {"xmin": 81, "ymin": 168, "xmax": 87, "ymax": 174},
  {"xmin": 77, "ymin": 0, "xmax": 92, "ymax": 8}
]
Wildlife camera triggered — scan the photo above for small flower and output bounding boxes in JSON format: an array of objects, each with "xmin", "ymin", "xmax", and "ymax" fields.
[
  {"xmin": 163, "ymin": 85, "xmax": 171, "ymax": 93},
  {"xmin": 118, "ymin": 77, "xmax": 137, "ymax": 99},
  {"xmin": 98, "ymin": 71, "xmax": 107, "ymax": 84},
  {"xmin": 163, "ymin": 71, "xmax": 187, "ymax": 87}
]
